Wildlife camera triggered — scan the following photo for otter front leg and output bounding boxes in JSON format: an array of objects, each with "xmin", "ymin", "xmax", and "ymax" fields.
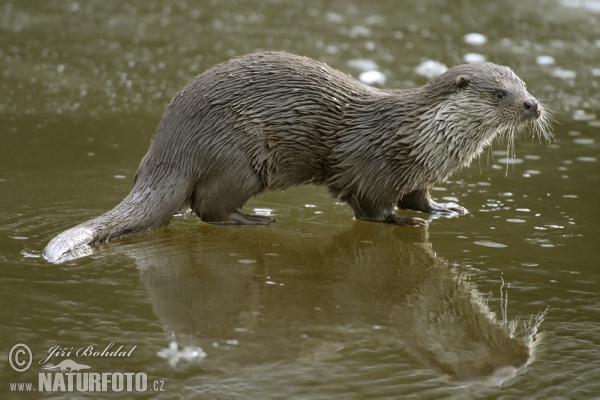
[
  {"xmin": 343, "ymin": 195, "xmax": 427, "ymax": 226},
  {"xmin": 398, "ymin": 188, "xmax": 467, "ymax": 215}
]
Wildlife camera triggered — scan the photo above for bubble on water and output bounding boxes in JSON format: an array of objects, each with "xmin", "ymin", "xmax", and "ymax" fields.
[
  {"xmin": 358, "ymin": 70, "xmax": 386, "ymax": 85},
  {"xmin": 536, "ymin": 55, "xmax": 555, "ymax": 65},
  {"xmin": 577, "ymin": 156, "xmax": 597, "ymax": 162},
  {"xmin": 561, "ymin": 0, "xmax": 600, "ymax": 12},
  {"xmin": 326, "ymin": 12, "xmax": 344, "ymax": 23},
  {"xmin": 348, "ymin": 25, "xmax": 371, "ymax": 38},
  {"xmin": 414, "ymin": 60, "xmax": 447, "ymax": 79},
  {"xmin": 573, "ymin": 110, "xmax": 596, "ymax": 121},
  {"xmin": 348, "ymin": 58, "xmax": 378, "ymax": 71},
  {"xmin": 551, "ymin": 68, "xmax": 576, "ymax": 79},
  {"xmin": 464, "ymin": 53, "xmax": 486, "ymax": 63},
  {"xmin": 464, "ymin": 33, "xmax": 487, "ymax": 45},
  {"xmin": 498, "ymin": 158, "xmax": 524, "ymax": 165}
]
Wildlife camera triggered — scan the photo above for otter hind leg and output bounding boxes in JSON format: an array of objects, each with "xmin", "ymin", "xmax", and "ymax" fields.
[
  {"xmin": 342, "ymin": 194, "xmax": 427, "ymax": 226},
  {"xmin": 192, "ymin": 170, "xmax": 275, "ymax": 225},
  {"xmin": 398, "ymin": 188, "xmax": 467, "ymax": 215}
]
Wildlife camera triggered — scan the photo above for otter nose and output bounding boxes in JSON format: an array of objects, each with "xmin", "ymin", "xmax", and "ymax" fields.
[{"xmin": 523, "ymin": 98, "xmax": 540, "ymax": 118}]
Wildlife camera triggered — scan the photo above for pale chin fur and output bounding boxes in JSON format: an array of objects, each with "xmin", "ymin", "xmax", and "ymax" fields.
[
  {"xmin": 409, "ymin": 98, "xmax": 504, "ymax": 184},
  {"xmin": 421, "ymin": 96, "xmax": 553, "ymax": 179}
]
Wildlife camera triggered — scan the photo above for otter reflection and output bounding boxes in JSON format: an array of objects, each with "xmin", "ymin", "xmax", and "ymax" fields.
[{"xmin": 128, "ymin": 222, "xmax": 539, "ymax": 385}]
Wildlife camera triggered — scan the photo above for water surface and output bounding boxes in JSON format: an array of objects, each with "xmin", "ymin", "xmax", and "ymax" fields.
[{"xmin": 1, "ymin": 0, "xmax": 599, "ymax": 398}]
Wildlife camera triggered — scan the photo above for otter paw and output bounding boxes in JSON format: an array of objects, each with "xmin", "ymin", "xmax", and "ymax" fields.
[{"xmin": 431, "ymin": 201, "xmax": 468, "ymax": 215}]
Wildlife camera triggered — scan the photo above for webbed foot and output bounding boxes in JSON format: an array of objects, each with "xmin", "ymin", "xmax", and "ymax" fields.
[{"xmin": 429, "ymin": 201, "xmax": 467, "ymax": 215}]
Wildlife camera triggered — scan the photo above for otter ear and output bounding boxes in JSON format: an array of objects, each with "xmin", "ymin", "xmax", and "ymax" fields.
[{"xmin": 455, "ymin": 75, "xmax": 471, "ymax": 90}]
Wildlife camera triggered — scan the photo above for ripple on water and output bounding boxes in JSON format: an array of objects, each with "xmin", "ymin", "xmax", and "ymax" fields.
[
  {"xmin": 497, "ymin": 157, "xmax": 524, "ymax": 165},
  {"xmin": 474, "ymin": 240, "xmax": 508, "ymax": 248},
  {"xmin": 577, "ymin": 156, "xmax": 597, "ymax": 162}
]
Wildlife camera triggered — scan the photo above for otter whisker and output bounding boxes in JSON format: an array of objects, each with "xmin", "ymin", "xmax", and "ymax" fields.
[
  {"xmin": 506, "ymin": 126, "xmax": 518, "ymax": 176},
  {"xmin": 537, "ymin": 113, "xmax": 555, "ymax": 143},
  {"xmin": 535, "ymin": 101, "xmax": 556, "ymax": 143},
  {"xmin": 485, "ymin": 141, "xmax": 496, "ymax": 167}
]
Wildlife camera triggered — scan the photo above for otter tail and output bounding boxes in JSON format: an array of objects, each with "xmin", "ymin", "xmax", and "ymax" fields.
[{"xmin": 43, "ymin": 173, "xmax": 190, "ymax": 263}]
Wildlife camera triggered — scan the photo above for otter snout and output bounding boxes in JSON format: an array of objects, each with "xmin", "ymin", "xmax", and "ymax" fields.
[{"xmin": 522, "ymin": 98, "xmax": 541, "ymax": 119}]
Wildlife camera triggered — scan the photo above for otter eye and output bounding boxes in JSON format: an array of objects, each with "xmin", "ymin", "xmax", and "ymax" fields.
[{"xmin": 495, "ymin": 90, "xmax": 506, "ymax": 100}]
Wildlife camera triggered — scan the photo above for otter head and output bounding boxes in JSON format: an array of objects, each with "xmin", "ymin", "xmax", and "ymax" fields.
[
  {"xmin": 451, "ymin": 63, "xmax": 549, "ymax": 131},
  {"xmin": 418, "ymin": 62, "xmax": 553, "ymax": 172}
]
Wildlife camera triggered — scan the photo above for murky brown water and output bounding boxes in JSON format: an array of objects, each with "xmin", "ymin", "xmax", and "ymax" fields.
[{"xmin": 1, "ymin": 0, "xmax": 599, "ymax": 398}]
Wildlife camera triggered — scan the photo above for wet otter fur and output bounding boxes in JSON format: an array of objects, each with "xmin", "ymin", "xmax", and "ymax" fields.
[{"xmin": 44, "ymin": 51, "xmax": 551, "ymax": 262}]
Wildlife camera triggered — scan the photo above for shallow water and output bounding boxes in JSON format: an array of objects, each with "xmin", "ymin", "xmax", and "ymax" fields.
[{"xmin": 1, "ymin": 0, "xmax": 600, "ymax": 398}]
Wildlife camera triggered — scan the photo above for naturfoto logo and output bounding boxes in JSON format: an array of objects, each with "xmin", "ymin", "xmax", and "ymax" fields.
[{"xmin": 8, "ymin": 343, "xmax": 165, "ymax": 394}]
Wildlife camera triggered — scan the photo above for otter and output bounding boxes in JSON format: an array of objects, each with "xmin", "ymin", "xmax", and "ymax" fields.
[{"xmin": 44, "ymin": 51, "xmax": 552, "ymax": 262}]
